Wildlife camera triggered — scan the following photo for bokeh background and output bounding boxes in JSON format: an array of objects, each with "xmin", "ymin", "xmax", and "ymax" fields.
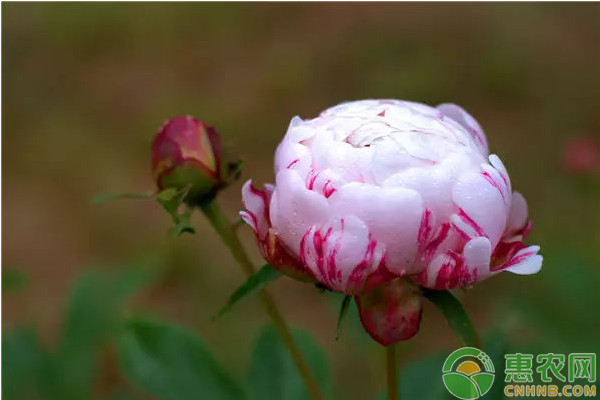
[{"xmin": 3, "ymin": 3, "xmax": 600, "ymax": 400}]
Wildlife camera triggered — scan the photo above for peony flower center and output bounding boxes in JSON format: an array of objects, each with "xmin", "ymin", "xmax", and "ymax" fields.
[{"xmin": 345, "ymin": 122, "xmax": 401, "ymax": 148}]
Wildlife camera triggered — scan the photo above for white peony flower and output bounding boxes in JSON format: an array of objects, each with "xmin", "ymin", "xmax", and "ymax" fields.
[{"xmin": 241, "ymin": 100, "xmax": 542, "ymax": 297}]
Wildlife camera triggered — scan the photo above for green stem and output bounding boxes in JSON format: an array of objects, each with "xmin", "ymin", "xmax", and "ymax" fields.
[
  {"xmin": 200, "ymin": 200, "xmax": 325, "ymax": 400},
  {"xmin": 386, "ymin": 344, "xmax": 398, "ymax": 400}
]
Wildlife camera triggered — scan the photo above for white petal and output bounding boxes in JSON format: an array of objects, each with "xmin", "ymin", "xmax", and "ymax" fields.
[
  {"xmin": 309, "ymin": 132, "xmax": 374, "ymax": 182},
  {"xmin": 371, "ymin": 137, "xmax": 437, "ymax": 184},
  {"xmin": 282, "ymin": 116, "xmax": 317, "ymax": 144},
  {"xmin": 463, "ymin": 236, "xmax": 492, "ymax": 280},
  {"xmin": 328, "ymin": 183, "xmax": 423, "ymax": 274},
  {"xmin": 274, "ymin": 140, "xmax": 312, "ymax": 178},
  {"xmin": 506, "ymin": 191, "xmax": 528, "ymax": 233},
  {"xmin": 437, "ymin": 103, "xmax": 488, "ymax": 155}
]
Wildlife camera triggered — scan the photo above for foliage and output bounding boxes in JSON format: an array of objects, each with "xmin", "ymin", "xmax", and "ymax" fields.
[
  {"xmin": 247, "ymin": 325, "xmax": 333, "ymax": 400},
  {"xmin": 2, "ymin": 261, "xmax": 333, "ymax": 400},
  {"xmin": 118, "ymin": 318, "xmax": 244, "ymax": 400},
  {"xmin": 2, "ymin": 268, "xmax": 28, "ymax": 292},
  {"xmin": 2, "ymin": 258, "xmax": 163, "ymax": 400}
]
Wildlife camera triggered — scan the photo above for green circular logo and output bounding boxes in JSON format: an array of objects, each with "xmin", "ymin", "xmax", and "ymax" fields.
[{"xmin": 442, "ymin": 347, "xmax": 495, "ymax": 400}]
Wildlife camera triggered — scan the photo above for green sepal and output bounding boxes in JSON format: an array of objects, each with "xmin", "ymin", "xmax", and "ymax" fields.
[
  {"xmin": 155, "ymin": 187, "xmax": 196, "ymax": 237},
  {"xmin": 336, "ymin": 295, "xmax": 352, "ymax": 340},
  {"xmin": 223, "ymin": 159, "xmax": 243, "ymax": 184}
]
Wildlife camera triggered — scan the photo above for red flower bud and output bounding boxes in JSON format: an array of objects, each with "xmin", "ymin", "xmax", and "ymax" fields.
[
  {"xmin": 355, "ymin": 278, "xmax": 422, "ymax": 346},
  {"xmin": 562, "ymin": 138, "xmax": 600, "ymax": 175},
  {"xmin": 152, "ymin": 116, "xmax": 223, "ymax": 203}
]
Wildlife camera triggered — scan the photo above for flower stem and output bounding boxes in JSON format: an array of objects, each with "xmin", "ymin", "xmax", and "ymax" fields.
[
  {"xmin": 386, "ymin": 344, "xmax": 398, "ymax": 400},
  {"xmin": 199, "ymin": 200, "xmax": 325, "ymax": 400}
]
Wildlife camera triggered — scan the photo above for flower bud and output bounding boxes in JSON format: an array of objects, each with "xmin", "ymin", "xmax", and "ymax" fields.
[
  {"xmin": 152, "ymin": 116, "xmax": 222, "ymax": 204},
  {"xmin": 562, "ymin": 138, "xmax": 599, "ymax": 175},
  {"xmin": 355, "ymin": 278, "xmax": 422, "ymax": 346}
]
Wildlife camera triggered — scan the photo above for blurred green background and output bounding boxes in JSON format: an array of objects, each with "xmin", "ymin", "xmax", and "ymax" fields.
[{"xmin": 2, "ymin": 3, "xmax": 600, "ymax": 400}]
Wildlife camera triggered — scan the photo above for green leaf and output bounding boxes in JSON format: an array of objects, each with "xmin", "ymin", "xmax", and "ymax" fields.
[
  {"xmin": 422, "ymin": 289, "xmax": 480, "ymax": 348},
  {"xmin": 91, "ymin": 191, "xmax": 154, "ymax": 204},
  {"xmin": 60, "ymin": 262, "xmax": 161, "ymax": 348},
  {"xmin": 45, "ymin": 259, "xmax": 163, "ymax": 400},
  {"xmin": 2, "ymin": 268, "xmax": 28, "ymax": 292},
  {"xmin": 399, "ymin": 354, "xmax": 451, "ymax": 400},
  {"xmin": 336, "ymin": 295, "xmax": 352, "ymax": 340},
  {"xmin": 248, "ymin": 325, "xmax": 332, "ymax": 400},
  {"xmin": 213, "ymin": 264, "xmax": 281, "ymax": 320},
  {"xmin": 2, "ymin": 327, "xmax": 45, "ymax": 400},
  {"xmin": 118, "ymin": 318, "xmax": 243, "ymax": 400}
]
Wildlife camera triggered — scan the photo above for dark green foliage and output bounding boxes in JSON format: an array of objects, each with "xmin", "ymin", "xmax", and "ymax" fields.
[
  {"xmin": 2, "ymin": 268, "xmax": 28, "ymax": 292},
  {"xmin": 2, "ymin": 259, "xmax": 162, "ymax": 400},
  {"xmin": 2, "ymin": 327, "xmax": 45, "ymax": 400},
  {"xmin": 247, "ymin": 325, "xmax": 333, "ymax": 400},
  {"xmin": 118, "ymin": 318, "xmax": 244, "ymax": 400}
]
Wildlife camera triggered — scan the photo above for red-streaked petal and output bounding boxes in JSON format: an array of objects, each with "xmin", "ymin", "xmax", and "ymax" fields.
[
  {"xmin": 263, "ymin": 229, "xmax": 315, "ymax": 282},
  {"xmin": 481, "ymin": 162, "xmax": 510, "ymax": 207},
  {"xmin": 416, "ymin": 237, "xmax": 492, "ymax": 289},
  {"xmin": 502, "ymin": 245, "xmax": 542, "ymax": 275},
  {"xmin": 452, "ymin": 169, "xmax": 507, "ymax": 246},
  {"xmin": 241, "ymin": 180, "xmax": 273, "ymax": 240},
  {"xmin": 300, "ymin": 216, "xmax": 389, "ymax": 294}
]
